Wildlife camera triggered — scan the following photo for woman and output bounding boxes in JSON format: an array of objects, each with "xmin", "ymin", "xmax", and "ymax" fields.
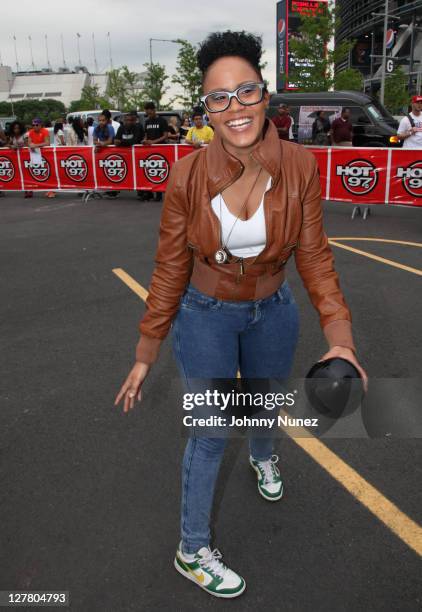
[
  {"xmin": 115, "ymin": 30, "xmax": 367, "ymax": 599},
  {"xmin": 167, "ymin": 116, "xmax": 180, "ymax": 143},
  {"xmin": 7, "ymin": 121, "xmax": 32, "ymax": 199},
  {"xmin": 312, "ymin": 110, "xmax": 331, "ymax": 145},
  {"xmin": 179, "ymin": 116, "xmax": 191, "ymax": 143},
  {"xmin": 66, "ymin": 116, "xmax": 87, "ymax": 146},
  {"xmin": 44, "ymin": 121, "xmax": 66, "ymax": 199},
  {"xmin": 86, "ymin": 116, "xmax": 95, "ymax": 146},
  {"xmin": 53, "ymin": 120, "xmax": 66, "ymax": 146}
]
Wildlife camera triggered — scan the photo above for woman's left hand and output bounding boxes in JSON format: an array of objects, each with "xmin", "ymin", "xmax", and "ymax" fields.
[{"xmin": 318, "ymin": 345, "xmax": 368, "ymax": 393}]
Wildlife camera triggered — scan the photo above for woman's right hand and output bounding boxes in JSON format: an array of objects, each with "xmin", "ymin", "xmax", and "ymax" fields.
[{"xmin": 114, "ymin": 360, "xmax": 151, "ymax": 413}]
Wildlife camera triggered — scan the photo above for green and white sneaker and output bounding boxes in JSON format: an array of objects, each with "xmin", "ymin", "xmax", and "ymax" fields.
[
  {"xmin": 174, "ymin": 541, "xmax": 246, "ymax": 598},
  {"xmin": 249, "ymin": 454, "xmax": 284, "ymax": 501}
]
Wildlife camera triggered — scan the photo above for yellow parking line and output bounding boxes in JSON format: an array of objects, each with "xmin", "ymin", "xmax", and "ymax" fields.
[
  {"xmin": 113, "ymin": 267, "xmax": 149, "ymax": 301},
  {"xmin": 329, "ymin": 238, "xmax": 422, "ymax": 248},
  {"xmin": 292, "ymin": 434, "xmax": 422, "ymax": 557},
  {"xmin": 328, "ymin": 240, "xmax": 422, "ymax": 276},
  {"xmin": 115, "ymin": 268, "xmax": 422, "ymax": 558}
]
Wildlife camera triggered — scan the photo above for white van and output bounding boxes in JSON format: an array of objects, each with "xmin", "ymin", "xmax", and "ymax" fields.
[{"xmin": 66, "ymin": 109, "xmax": 120, "ymax": 124}]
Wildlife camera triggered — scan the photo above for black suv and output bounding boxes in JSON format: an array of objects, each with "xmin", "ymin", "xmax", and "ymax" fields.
[{"xmin": 268, "ymin": 91, "xmax": 400, "ymax": 147}]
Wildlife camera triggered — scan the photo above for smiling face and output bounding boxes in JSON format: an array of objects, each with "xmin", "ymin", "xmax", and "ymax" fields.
[{"xmin": 202, "ymin": 55, "xmax": 269, "ymax": 155}]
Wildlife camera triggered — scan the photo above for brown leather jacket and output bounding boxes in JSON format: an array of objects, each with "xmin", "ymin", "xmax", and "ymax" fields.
[{"xmin": 137, "ymin": 118, "xmax": 355, "ymax": 364}]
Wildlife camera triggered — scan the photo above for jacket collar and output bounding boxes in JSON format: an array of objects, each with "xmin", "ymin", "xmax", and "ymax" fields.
[{"xmin": 206, "ymin": 117, "xmax": 282, "ymax": 199}]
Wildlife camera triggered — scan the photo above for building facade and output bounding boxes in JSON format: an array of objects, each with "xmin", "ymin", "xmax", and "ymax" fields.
[
  {"xmin": 0, "ymin": 65, "xmax": 146, "ymax": 109},
  {"xmin": 336, "ymin": 0, "xmax": 422, "ymax": 94}
]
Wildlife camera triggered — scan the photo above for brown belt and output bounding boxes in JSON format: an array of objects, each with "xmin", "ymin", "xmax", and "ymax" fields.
[{"xmin": 189, "ymin": 255, "xmax": 286, "ymax": 301}]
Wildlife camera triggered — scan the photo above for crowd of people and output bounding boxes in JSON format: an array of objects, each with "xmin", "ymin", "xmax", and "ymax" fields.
[
  {"xmin": 0, "ymin": 103, "xmax": 215, "ymax": 200},
  {"xmin": 1, "ymin": 95, "xmax": 420, "ymax": 200},
  {"xmin": 271, "ymin": 103, "xmax": 353, "ymax": 146}
]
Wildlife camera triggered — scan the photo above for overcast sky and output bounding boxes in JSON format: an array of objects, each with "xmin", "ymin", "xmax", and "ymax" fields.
[{"xmin": 1, "ymin": 0, "xmax": 278, "ymax": 102}]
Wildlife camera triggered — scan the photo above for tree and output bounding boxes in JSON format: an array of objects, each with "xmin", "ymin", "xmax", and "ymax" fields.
[
  {"xmin": 0, "ymin": 99, "xmax": 66, "ymax": 125},
  {"xmin": 141, "ymin": 62, "xmax": 170, "ymax": 110},
  {"xmin": 334, "ymin": 68, "xmax": 364, "ymax": 91},
  {"xmin": 383, "ymin": 66, "xmax": 409, "ymax": 115},
  {"xmin": 68, "ymin": 84, "xmax": 109, "ymax": 113},
  {"xmin": 288, "ymin": 1, "xmax": 354, "ymax": 92},
  {"xmin": 171, "ymin": 39, "xmax": 203, "ymax": 109},
  {"xmin": 0, "ymin": 102, "xmax": 13, "ymax": 116},
  {"xmin": 105, "ymin": 68, "xmax": 128, "ymax": 109},
  {"xmin": 105, "ymin": 66, "xmax": 142, "ymax": 110}
]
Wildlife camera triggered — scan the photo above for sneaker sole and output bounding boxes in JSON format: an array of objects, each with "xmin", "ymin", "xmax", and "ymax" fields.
[
  {"xmin": 173, "ymin": 555, "xmax": 246, "ymax": 599},
  {"xmin": 249, "ymin": 457, "xmax": 284, "ymax": 501}
]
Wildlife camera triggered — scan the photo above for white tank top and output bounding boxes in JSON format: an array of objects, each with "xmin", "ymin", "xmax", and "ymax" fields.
[{"xmin": 211, "ymin": 175, "xmax": 272, "ymax": 258}]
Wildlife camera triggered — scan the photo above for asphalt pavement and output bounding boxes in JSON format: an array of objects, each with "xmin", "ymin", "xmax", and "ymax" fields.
[{"xmin": 0, "ymin": 190, "xmax": 421, "ymax": 612}]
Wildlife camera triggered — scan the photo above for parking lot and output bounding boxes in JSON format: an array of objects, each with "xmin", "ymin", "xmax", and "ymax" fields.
[{"xmin": 0, "ymin": 191, "xmax": 421, "ymax": 611}]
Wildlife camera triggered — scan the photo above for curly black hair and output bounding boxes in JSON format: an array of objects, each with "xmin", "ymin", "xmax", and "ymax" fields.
[
  {"xmin": 196, "ymin": 30, "xmax": 264, "ymax": 85},
  {"xmin": 7, "ymin": 120, "xmax": 26, "ymax": 137}
]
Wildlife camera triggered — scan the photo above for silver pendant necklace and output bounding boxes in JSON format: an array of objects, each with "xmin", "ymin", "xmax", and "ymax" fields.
[{"xmin": 214, "ymin": 166, "xmax": 263, "ymax": 264}]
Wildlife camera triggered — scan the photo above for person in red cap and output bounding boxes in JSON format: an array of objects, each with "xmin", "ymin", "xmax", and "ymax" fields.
[{"xmin": 397, "ymin": 96, "xmax": 422, "ymax": 149}]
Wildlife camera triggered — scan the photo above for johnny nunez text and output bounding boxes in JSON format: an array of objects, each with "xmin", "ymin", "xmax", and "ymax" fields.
[{"xmin": 183, "ymin": 415, "xmax": 319, "ymax": 428}]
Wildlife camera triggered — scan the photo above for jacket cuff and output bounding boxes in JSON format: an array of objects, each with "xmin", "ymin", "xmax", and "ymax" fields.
[
  {"xmin": 322, "ymin": 319, "xmax": 356, "ymax": 354},
  {"xmin": 136, "ymin": 333, "xmax": 163, "ymax": 365}
]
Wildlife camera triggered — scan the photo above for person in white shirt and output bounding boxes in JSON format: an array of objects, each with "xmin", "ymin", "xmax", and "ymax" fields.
[
  {"xmin": 286, "ymin": 105, "xmax": 294, "ymax": 141},
  {"xmin": 48, "ymin": 121, "xmax": 65, "ymax": 199},
  {"xmin": 53, "ymin": 121, "xmax": 65, "ymax": 146},
  {"xmin": 86, "ymin": 117, "xmax": 95, "ymax": 146},
  {"xmin": 397, "ymin": 95, "xmax": 422, "ymax": 149}
]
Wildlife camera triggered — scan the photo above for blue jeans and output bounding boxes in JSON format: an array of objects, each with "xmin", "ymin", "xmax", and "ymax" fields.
[{"xmin": 171, "ymin": 279, "xmax": 300, "ymax": 553}]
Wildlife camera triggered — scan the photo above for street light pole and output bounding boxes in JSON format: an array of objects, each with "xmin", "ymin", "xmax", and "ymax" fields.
[
  {"xmin": 76, "ymin": 33, "xmax": 82, "ymax": 66},
  {"xmin": 408, "ymin": 11, "xmax": 416, "ymax": 95},
  {"xmin": 149, "ymin": 38, "xmax": 180, "ymax": 66},
  {"xmin": 372, "ymin": 2, "xmax": 400, "ymax": 104},
  {"xmin": 370, "ymin": 31, "xmax": 375, "ymax": 83},
  {"xmin": 380, "ymin": 0, "xmax": 389, "ymax": 105},
  {"xmin": 148, "ymin": 39, "xmax": 181, "ymax": 107}
]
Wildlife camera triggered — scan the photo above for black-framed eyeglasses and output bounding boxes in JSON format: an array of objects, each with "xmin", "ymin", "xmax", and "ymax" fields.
[{"xmin": 200, "ymin": 82, "xmax": 266, "ymax": 113}]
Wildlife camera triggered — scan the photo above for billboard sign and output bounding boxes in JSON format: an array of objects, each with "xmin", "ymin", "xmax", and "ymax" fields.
[
  {"xmin": 276, "ymin": 1, "xmax": 288, "ymax": 91},
  {"xmin": 277, "ymin": 0, "xmax": 329, "ymax": 91}
]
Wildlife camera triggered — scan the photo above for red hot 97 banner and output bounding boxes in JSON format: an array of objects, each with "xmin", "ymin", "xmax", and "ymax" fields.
[
  {"xmin": 134, "ymin": 144, "xmax": 176, "ymax": 191},
  {"xmin": 308, "ymin": 147, "xmax": 328, "ymax": 199},
  {"xmin": 0, "ymin": 145, "xmax": 420, "ymax": 206},
  {"xmin": 55, "ymin": 146, "xmax": 95, "ymax": 190},
  {"xmin": 0, "ymin": 149, "xmax": 21, "ymax": 189},
  {"xmin": 329, "ymin": 148, "xmax": 389, "ymax": 204},
  {"xmin": 390, "ymin": 149, "xmax": 422, "ymax": 204},
  {"xmin": 94, "ymin": 147, "xmax": 134, "ymax": 190},
  {"xmin": 19, "ymin": 147, "xmax": 58, "ymax": 191}
]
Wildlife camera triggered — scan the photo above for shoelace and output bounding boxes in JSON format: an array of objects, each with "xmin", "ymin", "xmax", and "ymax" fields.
[
  {"xmin": 257, "ymin": 454, "xmax": 280, "ymax": 484},
  {"xmin": 198, "ymin": 548, "xmax": 227, "ymax": 579}
]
